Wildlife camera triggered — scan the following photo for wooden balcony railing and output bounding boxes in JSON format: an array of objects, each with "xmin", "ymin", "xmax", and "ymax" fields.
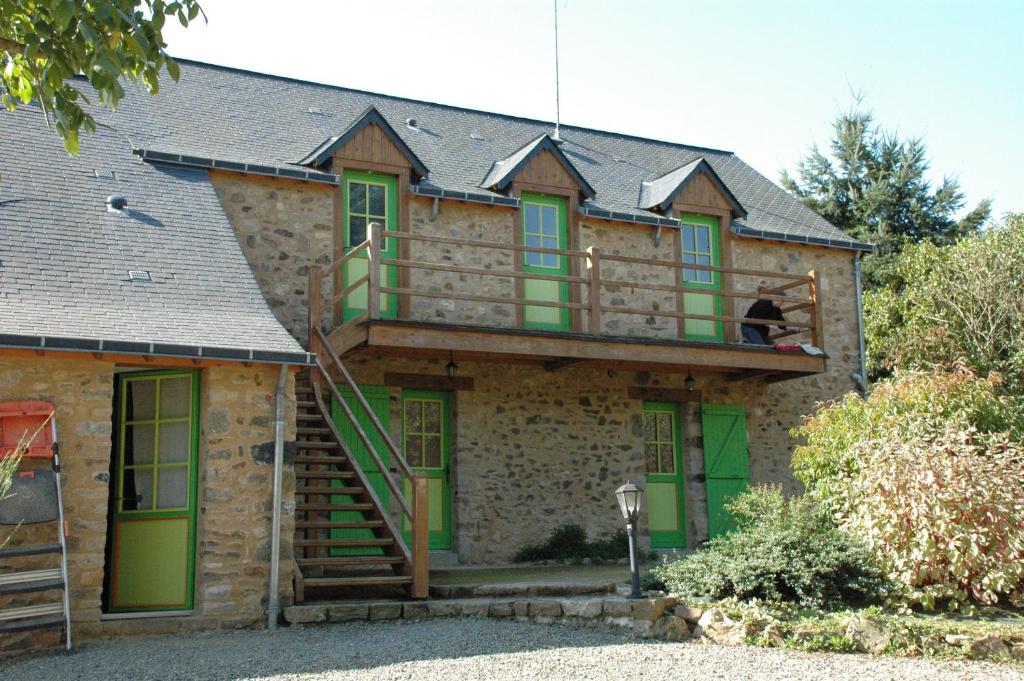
[{"xmin": 310, "ymin": 222, "xmax": 824, "ymax": 354}]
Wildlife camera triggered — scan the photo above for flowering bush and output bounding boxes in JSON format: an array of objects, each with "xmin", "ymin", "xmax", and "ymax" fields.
[{"xmin": 842, "ymin": 428, "xmax": 1024, "ymax": 610}]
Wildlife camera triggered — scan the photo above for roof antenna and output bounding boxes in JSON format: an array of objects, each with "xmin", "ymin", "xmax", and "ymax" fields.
[{"xmin": 552, "ymin": 0, "xmax": 563, "ymax": 143}]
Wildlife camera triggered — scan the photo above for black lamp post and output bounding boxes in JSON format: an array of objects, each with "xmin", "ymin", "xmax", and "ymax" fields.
[{"xmin": 615, "ymin": 480, "xmax": 645, "ymax": 599}]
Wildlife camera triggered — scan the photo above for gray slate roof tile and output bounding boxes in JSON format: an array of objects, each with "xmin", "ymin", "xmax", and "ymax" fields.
[{"xmin": 0, "ymin": 106, "xmax": 305, "ymax": 359}]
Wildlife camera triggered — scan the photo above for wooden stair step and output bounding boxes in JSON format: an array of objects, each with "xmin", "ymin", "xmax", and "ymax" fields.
[
  {"xmin": 295, "ymin": 470, "xmax": 355, "ymax": 480},
  {"xmin": 297, "ymin": 427, "xmax": 332, "ymax": 436},
  {"xmin": 294, "ymin": 538, "xmax": 394, "ymax": 548},
  {"xmin": 297, "ymin": 413, "xmax": 324, "ymax": 422},
  {"xmin": 297, "ymin": 555, "xmax": 405, "ymax": 567},
  {"xmin": 302, "ymin": 575, "xmax": 413, "ymax": 588},
  {"xmin": 295, "ymin": 520, "xmax": 384, "ymax": 529},
  {"xmin": 295, "ymin": 455, "xmax": 348, "ymax": 466},
  {"xmin": 296, "ymin": 485, "xmax": 365, "ymax": 496},
  {"xmin": 295, "ymin": 502, "xmax": 375, "ymax": 512},
  {"xmin": 296, "ymin": 441, "xmax": 342, "ymax": 450},
  {"xmin": 297, "ymin": 400, "xmax": 317, "ymax": 409}
]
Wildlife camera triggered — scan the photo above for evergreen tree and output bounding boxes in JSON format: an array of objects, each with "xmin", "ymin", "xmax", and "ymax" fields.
[{"xmin": 781, "ymin": 107, "xmax": 990, "ymax": 287}]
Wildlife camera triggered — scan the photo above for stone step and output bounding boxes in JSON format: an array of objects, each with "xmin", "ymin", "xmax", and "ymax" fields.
[{"xmin": 428, "ymin": 580, "xmax": 618, "ymax": 600}]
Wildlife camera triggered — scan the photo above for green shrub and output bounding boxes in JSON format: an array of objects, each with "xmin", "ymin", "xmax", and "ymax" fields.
[
  {"xmin": 792, "ymin": 366, "xmax": 1023, "ymax": 513},
  {"xmin": 841, "ymin": 427, "xmax": 1024, "ymax": 611},
  {"xmin": 650, "ymin": 486, "xmax": 889, "ymax": 609},
  {"xmin": 792, "ymin": 367, "xmax": 1024, "ymax": 611},
  {"xmin": 512, "ymin": 523, "xmax": 629, "ymax": 562}
]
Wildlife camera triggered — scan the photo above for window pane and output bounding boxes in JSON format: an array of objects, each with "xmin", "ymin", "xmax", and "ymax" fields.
[
  {"xmin": 682, "ymin": 253, "xmax": 696, "ymax": 264},
  {"xmin": 682, "ymin": 225, "xmax": 695, "ymax": 252},
  {"xmin": 423, "ymin": 401, "xmax": 441, "ymax": 433},
  {"xmin": 657, "ymin": 413, "xmax": 672, "ymax": 440},
  {"xmin": 660, "ymin": 444, "xmax": 675, "ymax": 473},
  {"xmin": 524, "ymin": 204, "xmax": 540, "ymax": 231},
  {"xmin": 696, "ymin": 226, "xmax": 710, "ymax": 254},
  {"xmin": 525, "ymin": 252, "xmax": 541, "ymax": 267},
  {"xmin": 157, "ymin": 466, "xmax": 188, "ymax": 509},
  {"xmin": 424, "ymin": 435, "xmax": 442, "ymax": 468},
  {"xmin": 683, "ymin": 268, "xmax": 697, "ymax": 282},
  {"xmin": 368, "ymin": 184, "xmax": 386, "ymax": 217},
  {"xmin": 125, "ymin": 423, "xmax": 155, "ymax": 466},
  {"xmin": 525, "ymin": 234, "xmax": 541, "ymax": 247},
  {"xmin": 542, "ymin": 237, "xmax": 557, "ymax": 249},
  {"xmin": 541, "ymin": 206, "xmax": 556, "ymax": 234},
  {"xmin": 126, "ymin": 380, "xmax": 156, "ymax": 421},
  {"xmin": 349, "ymin": 182, "xmax": 366, "ymax": 214},
  {"xmin": 698, "ymin": 255, "xmax": 712, "ymax": 266},
  {"xmin": 406, "ymin": 402, "xmax": 422, "ymax": 433},
  {"xmin": 644, "ymin": 443, "xmax": 658, "ymax": 473},
  {"xmin": 349, "ymin": 216, "xmax": 367, "ymax": 246},
  {"xmin": 159, "ymin": 377, "xmax": 190, "ymax": 418},
  {"xmin": 543, "ymin": 253, "xmax": 557, "ymax": 268},
  {"xmin": 122, "ymin": 466, "xmax": 153, "ymax": 511},
  {"xmin": 700, "ymin": 270, "xmax": 712, "ymax": 284},
  {"xmin": 158, "ymin": 422, "xmax": 190, "ymax": 463},
  {"xmin": 643, "ymin": 414, "xmax": 656, "ymax": 441},
  {"xmin": 405, "ymin": 435, "xmax": 423, "ymax": 467}
]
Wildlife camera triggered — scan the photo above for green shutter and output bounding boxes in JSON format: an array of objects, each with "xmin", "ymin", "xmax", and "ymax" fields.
[{"xmin": 701, "ymin": 403, "xmax": 750, "ymax": 538}]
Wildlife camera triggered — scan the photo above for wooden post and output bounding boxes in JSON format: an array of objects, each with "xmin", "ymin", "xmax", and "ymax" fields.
[
  {"xmin": 410, "ymin": 475, "xmax": 430, "ymax": 599},
  {"xmin": 587, "ymin": 246, "xmax": 602, "ymax": 336},
  {"xmin": 308, "ymin": 265, "xmax": 323, "ymax": 355},
  {"xmin": 367, "ymin": 221, "xmax": 382, "ymax": 320},
  {"xmin": 808, "ymin": 270, "xmax": 824, "ymax": 351}
]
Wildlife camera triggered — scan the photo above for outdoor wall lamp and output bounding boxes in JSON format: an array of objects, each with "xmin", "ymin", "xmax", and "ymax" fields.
[
  {"xmin": 685, "ymin": 371, "xmax": 695, "ymax": 393},
  {"xmin": 615, "ymin": 480, "xmax": 645, "ymax": 599},
  {"xmin": 446, "ymin": 352, "xmax": 458, "ymax": 381}
]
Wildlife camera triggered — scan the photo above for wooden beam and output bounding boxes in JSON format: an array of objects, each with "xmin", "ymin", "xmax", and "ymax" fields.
[
  {"xmin": 726, "ymin": 370, "xmax": 780, "ymax": 383},
  {"xmin": 543, "ymin": 358, "xmax": 588, "ymax": 372},
  {"xmin": 627, "ymin": 386, "xmax": 703, "ymax": 403},
  {"xmin": 383, "ymin": 372, "xmax": 474, "ymax": 391}
]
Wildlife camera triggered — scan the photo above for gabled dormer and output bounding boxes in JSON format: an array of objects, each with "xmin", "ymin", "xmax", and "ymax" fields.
[
  {"xmin": 480, "ymin": 134, "xmax": 596, "ymax": 202},
  {"xmin": 299, "ymin": 106, "xmax": 429, "ymax": 180},
  {"xmin": 638, "ymin": 157, "xmax": 745, "ymax": 219}
]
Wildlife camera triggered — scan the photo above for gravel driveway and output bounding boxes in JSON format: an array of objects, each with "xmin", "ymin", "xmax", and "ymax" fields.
[{"xmin": 5, "ymin": 619, "xmax": 1022, "ymax": 681}]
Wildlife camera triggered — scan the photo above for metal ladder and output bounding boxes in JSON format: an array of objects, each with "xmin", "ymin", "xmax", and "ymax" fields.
[{"xmin": 0, "ymin": 404, "xmax": 72, "ymax": 651}]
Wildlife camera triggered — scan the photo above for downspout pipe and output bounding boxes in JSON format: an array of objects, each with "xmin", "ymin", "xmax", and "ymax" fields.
[
  {"xmin": 853, "ymin": 252, "xmax": 868, "ymax": 394},
  {"xmin": 268, "ymin": 364, "xmax": 288, "ymax": 628}
]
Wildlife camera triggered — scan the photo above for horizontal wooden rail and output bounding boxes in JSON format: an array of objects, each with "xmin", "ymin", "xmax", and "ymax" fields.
[
  {"xmin": 600, "ymin": 305, "xmax": 813, "ymax": 328},
  {"xmin": 380, "ymin": 257, "xmax": 589, "ymax": 284},
  {"xmin": 598, "ymin": 277, "xmax": 805, "ymax": 303},
  {"xmin": 328, "ymin": 275, "xmax": 370, "ymax": 308},
  {"xmin": 325, "ymin": 240, "xmax": 370, "ymax": 277},
  {"xmin": 380, "ymin": 286, "xmax": 587, "ymax": 311},
  {"xmin": 381, "ymin": 229, "xmax": 590, "ymax": 258},
  {"xmin": 600, "ymin": 251, "xmax": 813, "ymax": 283}
]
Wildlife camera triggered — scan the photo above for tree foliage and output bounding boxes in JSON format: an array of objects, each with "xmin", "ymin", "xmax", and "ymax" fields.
[
  {"xmin": 781, "ymin": 106, "xmax": 991, "ymax": 287},
  {"xmin": 864, "ymin": 213, "xmax": 1024, "ymax": 389},
  {"xmin": 1, "ymin": 0, "xmax": 204, "ymax": 154}
]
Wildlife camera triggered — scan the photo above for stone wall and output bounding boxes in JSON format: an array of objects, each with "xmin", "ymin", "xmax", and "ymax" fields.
[
  {"xmin": 0, "ymin": 355, "xmax": 297, "ymax": 647},
  {"xmin": 209, "ymin": 171, "xmax": 334, "ymax": 345}
]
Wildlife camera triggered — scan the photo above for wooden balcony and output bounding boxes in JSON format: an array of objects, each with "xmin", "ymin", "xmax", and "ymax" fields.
[{"xmin": 308, "ymin": 224, "xmax": 827, "ymax": 381}]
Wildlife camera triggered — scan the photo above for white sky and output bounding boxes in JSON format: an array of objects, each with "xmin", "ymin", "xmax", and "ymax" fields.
[{"xmin": 161, "ymin": 0, "xmax": 1023, "ymax": 220}]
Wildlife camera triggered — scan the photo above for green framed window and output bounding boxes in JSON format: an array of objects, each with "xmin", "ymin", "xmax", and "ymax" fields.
[
  {"xmin": 346, "ymin": 174, "xmax": 393, "ymax": 249},
  {"xmin": 520, "ymin": 193, "xmax": 570, "ymax": 330},
  {"xmin": 678, "ymin": 213, "xmax": 723, "ymax": 341},
  {"xmin": 401, "ymin": 390, "xmax": 452, "ymax": 550},
  {"xmin": 342, "ymin": 170, "xmax": 399, "ymax": 321}
]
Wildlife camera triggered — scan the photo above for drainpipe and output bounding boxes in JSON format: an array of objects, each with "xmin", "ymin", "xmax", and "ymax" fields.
[
  {"xmin": 268, "ymin": 364, "xmax": 288, "ymax": 629},
  {"xmin": 853, "ymin": 252, "xmax": 868, "ymax": 394}
]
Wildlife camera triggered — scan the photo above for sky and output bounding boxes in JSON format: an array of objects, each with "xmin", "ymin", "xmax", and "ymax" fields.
[{"xmin": 161, "ymin": 0, "xmax": 1023, "ymax": 220}]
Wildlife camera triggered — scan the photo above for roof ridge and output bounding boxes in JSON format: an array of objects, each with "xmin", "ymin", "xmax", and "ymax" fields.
[{"xmin": 166, "ymin": 57, "xmax": 737, "ymax": 157}]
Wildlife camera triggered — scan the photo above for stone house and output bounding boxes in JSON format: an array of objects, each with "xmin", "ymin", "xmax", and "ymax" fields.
[{"xmin": 0, "ymin": 60, "xmax": 871, "ymax": 643}]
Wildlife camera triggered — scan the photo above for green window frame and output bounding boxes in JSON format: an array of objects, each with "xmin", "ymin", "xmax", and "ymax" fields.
[
  {"xmin": 520, "ymin": 193, "xmax": 570, "ymax": 330},
  {"xmin": 680, "ymin": 214, "xmax": 720, "ymax": 286},
  {"xmin": 345, "ymin": 173, "xmax": 395, "ymax": 249},
  {"xmin": 643, "ymin": 405, "xmax": 678, "ymax": 475},
  {"xmin": 402, "ymin": 395, "xmax": 446, "ymax": 470}
]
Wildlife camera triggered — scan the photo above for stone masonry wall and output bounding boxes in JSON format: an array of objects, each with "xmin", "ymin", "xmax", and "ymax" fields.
[
  {"xmin": 0, "ymin": 355, "xmax": 297, "ymax": 647},
  {"xmin": 209, "ymin": 171, "xmax": 334, "ymax": 345}
]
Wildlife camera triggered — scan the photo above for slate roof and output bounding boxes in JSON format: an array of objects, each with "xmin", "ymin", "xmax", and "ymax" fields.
[
  {"xmin": 92, "ymin": 59, "xmax": 871, "ymax": 251},
  {"xmin": 0, "ymin": 106, "xmax": 309, "ymax": 364},
  {"xmin": 298, "ymin": 106, "xmax": 429, "ymax": 178},
  {"xmin": 480, "ymin": 134, "xmax": 597, "ymax": 199},
  {"xmin": 638, "ymin": 157, "xmax": 746, "ymax": 217}
]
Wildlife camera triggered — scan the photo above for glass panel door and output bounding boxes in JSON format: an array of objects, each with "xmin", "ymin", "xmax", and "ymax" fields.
[
  {"xmin": 680, "ymin": 213, "xmax": 723, "ymax": 341},
  {"xmin": 401, "ymin": 390, "xmax": 451, "ymax": 550},
  {"xmin": 520, "ymin": 194, "xmax": 570, "ymax": 330},
  {"xmin": 342, "ymin": 171, "xmax": 398, "ymax": 321},
  {"xmin": 643, "ymin": 402, "xmax": 686, "ymax": 548}
]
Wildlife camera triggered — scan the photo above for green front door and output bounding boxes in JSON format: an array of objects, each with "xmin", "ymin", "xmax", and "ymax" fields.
[
  {"xmin": 701, "ymin": 403, "xmax": 750, "ymax": 538},
  {"xmin": 107, "ymin": 370, "xmax": 199, "ymax": 612},
  {"xmin": 401, "ymin": 390, "xmax": 452, "ymax": 550},
  {"xmin": 330, "ymin": 386, "xmax": 392, "ymax": 555},
  {"xmin": 642, "ymin": 402, "xmax": 686, "ymax": 548},
  {"xmin": 342, "ymin": 171, "xmax": 399, "ymax": 321},
  {"xmin": 520, "ymin": 194, "xmax": 570, "ymax": 331},
  {"xmin": 680, "ymin": 214, "xmax": 724, "ymax": 341}
]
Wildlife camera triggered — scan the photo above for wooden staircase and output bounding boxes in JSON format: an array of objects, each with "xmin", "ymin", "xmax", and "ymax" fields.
[{"xmin": 291, "ymin": 349, "xmax": 428, "ymax": 602}]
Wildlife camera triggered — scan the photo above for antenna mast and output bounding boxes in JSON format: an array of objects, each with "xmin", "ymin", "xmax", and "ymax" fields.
[{"xmin": 553, "ymin": 0, "xmax": 562, "ymax": 142}]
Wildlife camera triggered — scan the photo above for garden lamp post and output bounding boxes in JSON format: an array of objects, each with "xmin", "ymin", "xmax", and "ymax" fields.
[{"xmin": 615, "ymin": 480, "xmax": 645, "ymax": 599}]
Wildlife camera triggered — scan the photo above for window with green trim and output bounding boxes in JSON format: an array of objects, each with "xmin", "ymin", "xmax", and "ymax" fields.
[
  {"xmin": 522, "ymin": 199, "xmax": 561, "ymax": 268},
  {"xmin": 119, "ymin": 374, "xmax": 194, "ymax": 512},
  {"xmin": 681, "ymin": 220, "xmax": 714, "ymax": 284},
  {"xmin": 403, "ymin": 398, "xmax": 444, "ymax": 469},
  {"xmin": 643, "ymin": 409, "xmax": 676, "ymax": 474},
  {"xmin": 347, "ymin": 178, "xmax": 390, "ymax": 248}
]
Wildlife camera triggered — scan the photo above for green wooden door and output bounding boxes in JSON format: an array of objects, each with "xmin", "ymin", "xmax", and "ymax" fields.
[
  {"xmin": 643, "ymin": 402, "xmax": 687, "ymax": 548},
  {"xmin": 521, "ymin": 194, "xmax": 570, "ymax": 331},
  {"xmin": 401, "ymin": 390, "xmax": 452, "ymax": 550},
  {"xmin": 701, "ymin": 403, "xmax": 750, "ymax": 538},
  {"xmin": 680, "ymin": 214, "xmax": 724, "ymax": 341},
  {"xmin": 108, "ymin": 370, "xmax": 199, "ymax": 612},
  {"xmin": 330, "ymin": 386, "xmax": 391, "ymax": 555},
  {"xmin": 342, "ymin": 171, "xmax": 399, "ymax": 321}
]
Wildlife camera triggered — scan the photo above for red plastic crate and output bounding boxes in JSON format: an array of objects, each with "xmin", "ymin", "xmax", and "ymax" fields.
[{"xmin": 0, "ymin": 400, "xmax": 56, "ymax": 460}]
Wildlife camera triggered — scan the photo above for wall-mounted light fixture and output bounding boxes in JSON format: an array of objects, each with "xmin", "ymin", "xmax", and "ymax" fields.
[
  {"xmin": 446, "ymin": 351, "xmax": 458, "ymax": 381},
  {"xmin": 685, "ymin": 371, "xmax": 695, "ymax": 393}
]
